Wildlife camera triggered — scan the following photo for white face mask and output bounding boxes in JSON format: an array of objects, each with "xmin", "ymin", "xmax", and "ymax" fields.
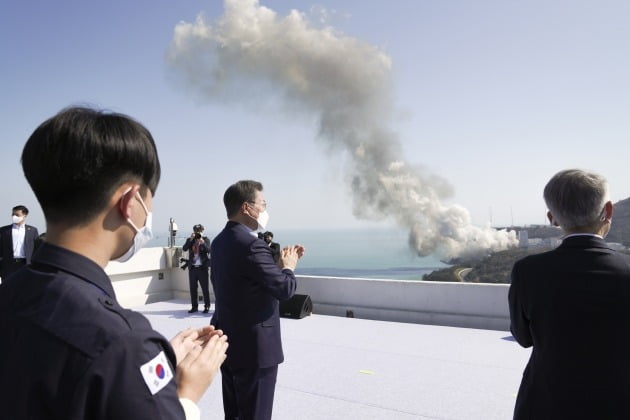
[
  {"xmin": 256, "ymin": 210, "xmax": 270, "ymax": 230},
  {"xmin": 116, "ymin": 192, "xmax": 153, "ymax": 263},
  {"xmin": 246, "ymin": 202, "xmax": 269, "ymax": 231},
  {"xmin": 12, "ymin": 215, "xmax": 24, "ymax": 224}
]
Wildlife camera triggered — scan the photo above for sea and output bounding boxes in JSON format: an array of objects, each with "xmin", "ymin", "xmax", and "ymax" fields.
[{"xmin": 149, "ymin": 228, "xmax": 448, "ymax": 281}]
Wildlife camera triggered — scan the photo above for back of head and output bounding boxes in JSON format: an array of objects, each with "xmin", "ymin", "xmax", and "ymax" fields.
[
  {"xmin": 223, "ymin": 180, "xmax": 263, "ymax": 218},
  {"xmin": 21, "ymin": 106, "xmax": 161, "ymax": 226},
  {"xmin": 543, "ymin": 169, "xmax": 609, "ymax": 231}
]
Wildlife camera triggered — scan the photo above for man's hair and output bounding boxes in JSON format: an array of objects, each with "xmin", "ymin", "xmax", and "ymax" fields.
[
  {"xmin": 21, "ymin": 106, "xmax": 161, "ymax": 226},
  {"xmin": 543, "ymin": 169, "xmax": 609, "ymax": 231},
  {"xmin": 223, "ymin": 180, "xmax": 263, "ymax": 218},
  {"xmin": 12, "ymin": 205, "xmax": 29, "ymax": 215},
  {"xmin": 263, "ymin": 231, "xmax": 273, "ymax": 239}
]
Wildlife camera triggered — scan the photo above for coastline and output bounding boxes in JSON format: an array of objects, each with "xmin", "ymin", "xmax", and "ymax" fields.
[{"xmin": 150, "ymin": 227, "xmax": 449, "ymax": 281}]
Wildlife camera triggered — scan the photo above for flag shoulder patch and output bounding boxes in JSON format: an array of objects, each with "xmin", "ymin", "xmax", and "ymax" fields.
[{"xmin": 140, "ymin": 350, "xmax": 174, "ymax": 395}]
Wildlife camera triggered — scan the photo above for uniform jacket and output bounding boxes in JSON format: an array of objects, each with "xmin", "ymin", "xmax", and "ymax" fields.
[
  {"xmin": 210, "ymin": 221, "xmax": 296, "ymax": 369},
  {"xmin": 0, "ymin": 243, "xmax": 185, "ymax": 419},
  {"xmin": 509, "ymin": 235, "xmax": 630, "ymax": 419}
]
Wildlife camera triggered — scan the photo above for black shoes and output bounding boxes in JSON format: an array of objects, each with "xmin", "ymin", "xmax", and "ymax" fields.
[{"xmin": 188, "ymin": 306, "xmax": 209, "ymax": 314}]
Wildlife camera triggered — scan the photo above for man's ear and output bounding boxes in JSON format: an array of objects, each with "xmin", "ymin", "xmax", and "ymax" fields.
[
  {"xmin": 603, "ymin": 200, "xmax": 613, "ymax": 221},
  {"xmin": 242, "ymin": 202, "xmax": 253, "ymax": 217},
  {"xmin": 547, "ymin": 211, "xmax": 559, "ymax": 227},
  {"xmin": 117, "ymin": 184, "xmax": 139, "ymax": 220}
]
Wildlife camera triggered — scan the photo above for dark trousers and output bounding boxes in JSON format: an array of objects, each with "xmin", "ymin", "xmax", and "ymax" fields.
[
  {"xmin": 0, "ymin": 258, "xmax": 26, "ymax": 281},
  {"xmin": 221, "ymin": 364, "xmax": 278, "ymax": 420},
  {"xmin": 188, "ymin": 266, "xmax": 210, "ymax": 308}
]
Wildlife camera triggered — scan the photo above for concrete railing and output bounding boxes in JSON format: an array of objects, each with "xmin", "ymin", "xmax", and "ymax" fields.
[
  {"xmin": 105, "ymin": 247, "xmax": 175, "ymax": 308},
  {"xmin": 105, "ymin": 247, "xmax": 510, "ymax": 331},
  {"xmin": 294, "ymin": 275, "xmax": 510, "ymax": 331}
]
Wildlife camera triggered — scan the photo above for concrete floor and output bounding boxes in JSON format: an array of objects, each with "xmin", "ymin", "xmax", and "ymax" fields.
[{"xmin": 136, "ymin": 299, "xmax": 530, "ymax": 420}]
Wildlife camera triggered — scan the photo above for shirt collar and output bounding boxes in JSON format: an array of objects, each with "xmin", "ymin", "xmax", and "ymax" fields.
[
  {"xmin": 562, "ymin": 233, "xmax": 603, "ymax": 240},
  {"xmin": 32, "ymin": 242, "xmax": 116, "ymax": 298}
]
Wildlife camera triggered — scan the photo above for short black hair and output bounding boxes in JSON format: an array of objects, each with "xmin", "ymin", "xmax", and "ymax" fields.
[
  {"xmin": 21, "ymin": 106, "xmax": 161, "ymax": 226},
  {"xmin": 12, "ymin": 205, "xmax": 29, "ymax": 215},
  {"xmin": 223, "ymin": 180, "xmax": 262, "ymax": 218},
  {"xmin": 263, "ymin": 231, "xmax": 273, "ymax": 239}
]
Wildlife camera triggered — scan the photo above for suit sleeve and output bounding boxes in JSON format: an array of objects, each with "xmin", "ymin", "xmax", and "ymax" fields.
[
  {"xmin": 508, "ymin": 261, "xmax": 533, "ymax": 348},
  {"xmin": 182, "ymin": 238, "xmax": 192, "ymax": 252},
  {"xmin": 246, "ymin": 239, "xmax": 296, "ymax": 300},
  {"xmin": 0, "ymin": 228, "xmax": 4, "ymax": 270}
]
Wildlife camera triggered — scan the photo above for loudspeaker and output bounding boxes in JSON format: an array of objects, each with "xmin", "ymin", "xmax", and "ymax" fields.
[{"xmin": 279, "ymin": 294, "xmax": 312, "ymax": 319}]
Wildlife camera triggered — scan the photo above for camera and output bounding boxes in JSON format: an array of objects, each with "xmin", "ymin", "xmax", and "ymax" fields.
[
  {"xmin": 180, "ymin": 257, "xmax": 189, "ymax": 270},
  {"xmin": 194, "ymin": 232, "xmax": 202, "ymax": 240}
]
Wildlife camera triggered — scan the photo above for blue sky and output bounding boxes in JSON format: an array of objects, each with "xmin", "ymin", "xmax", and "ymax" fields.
[{"xmin": 2, "ymin": 0, "xmax": 630, "ymax": 241}]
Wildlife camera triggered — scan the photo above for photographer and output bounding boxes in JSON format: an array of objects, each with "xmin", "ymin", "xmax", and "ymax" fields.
[
  {"xmin": 263, "ymin": 231, "xmax": 280, "ymax": 264},
  {"xmin": 182, "ymin": 224, "xmax": 211, "ymax": 314}
]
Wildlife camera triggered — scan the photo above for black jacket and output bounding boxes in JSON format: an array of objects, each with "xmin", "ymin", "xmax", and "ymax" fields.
[
  {"xmin": 0, "ymin": 243, "xmax": 184, "ymax": 419},
  {"xmin": 509, "ymin": 235, "xmax": 630, "ymax": 419},
  {"xmin": 182, "ymin": 236, "xmax": 211, "ymax": 268}
]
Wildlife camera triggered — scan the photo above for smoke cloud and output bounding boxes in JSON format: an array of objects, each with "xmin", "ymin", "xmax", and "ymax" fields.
[{"xmin": 167, "ymin": 0, "xmax": 517, "ymax": 258}]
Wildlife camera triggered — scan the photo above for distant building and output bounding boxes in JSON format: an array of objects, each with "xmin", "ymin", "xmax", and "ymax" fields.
[
  {"xmin": 518, "ymin": 229, "xmax": 561, "ymax": 249},
  {"xmin": 518, "ymin": 230, "xmax": 529, "ymax": 248}
]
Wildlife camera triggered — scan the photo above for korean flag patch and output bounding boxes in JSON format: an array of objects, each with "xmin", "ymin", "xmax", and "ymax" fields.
[{"xmin": 140, "ymin": 350, "xmax": 174, "ymax": 395}]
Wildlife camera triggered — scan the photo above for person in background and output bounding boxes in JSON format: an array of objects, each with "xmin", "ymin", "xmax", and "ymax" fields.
[
  {"xmin": 211, "ymin": 180, "xmax": 305, "ymax": 420},
  {"xmin": 262, "ymin": 231, "xmax": 280, "ymax": 264},
  {"xmin": 509, "ymin": 168, "xmax": 630, "ymax": 419},
  {"xmin": 0, "ymin": 205, "xmax": 39, "ymax": 281},
  {"xmin": 0, "ymin": 106, "xmax": 228, "ymax": 420},
  {"xmin": 183, "ymin": 224, "xmax": 211, "ymax": 314}
]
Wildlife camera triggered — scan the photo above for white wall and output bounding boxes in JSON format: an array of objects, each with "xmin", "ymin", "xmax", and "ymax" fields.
[
  {"xmin": 105, "ymin": 247, "xmax": 176, "ymax": 308},
  {"xmin": 294, "ymin": 276, "xmax": 511, "ymax": 331}
]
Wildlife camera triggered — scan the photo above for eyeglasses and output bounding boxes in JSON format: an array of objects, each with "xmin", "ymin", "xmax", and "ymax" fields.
[{"xmin": 247, "ymin": 200, "xmax": 267, "ymax": 210}]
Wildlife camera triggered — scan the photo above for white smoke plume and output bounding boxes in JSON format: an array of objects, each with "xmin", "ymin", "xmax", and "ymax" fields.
[{"xmin": 167, "ymin": 0, "xmax": 517, "ymax": 259}]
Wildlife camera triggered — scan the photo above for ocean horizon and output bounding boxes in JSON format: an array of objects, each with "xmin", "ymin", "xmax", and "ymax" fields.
[{"xmin": 150, "ymin": 227, "xmax": 448, "ymax": 281}]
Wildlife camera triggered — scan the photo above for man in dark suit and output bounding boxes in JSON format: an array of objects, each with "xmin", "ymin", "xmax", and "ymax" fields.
[
  {"xmin": 211, "ymin": 180, "xmax": 305, "ymax": 420},
  {"xmin": 182, "ymin": 223, "xmax": 211, "ymax": 313},
  {"xmin": 509, "ymin": 168, "xmax": 630, "ymax": 419},
  {"xmin": 0, "ymin": 204, "xmax": 39, "ymax": 281}
]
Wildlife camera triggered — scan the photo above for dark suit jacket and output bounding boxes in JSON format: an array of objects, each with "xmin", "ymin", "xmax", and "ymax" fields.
[
  {"xmin": 0, "ymin": 224, "xmax": 39, "ymax": 275},
  {"xmin": 210, "ymin": 221, "xmax": 296, "ymax": 369},
  {"xmin": 269, "ymin": 241, "xmax": 280, "ymax": 264},
  {"xmin": 509, "ymin": 235, "xmax": 630, "ymax": 419},
  {"xmin": 182, "ymin": 236, "xmax": 211, "ymax": 268}
]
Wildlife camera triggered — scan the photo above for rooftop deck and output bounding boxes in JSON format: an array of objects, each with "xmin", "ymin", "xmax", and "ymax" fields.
[{"xmin": 137, "ymin": 299, "xmax": 530, "ymax": 420}]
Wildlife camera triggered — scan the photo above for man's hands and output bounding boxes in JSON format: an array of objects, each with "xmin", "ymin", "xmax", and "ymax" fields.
[
  {"xmin": 170, "ymin": 326, "xmax": 228, "ymax": 403},
  {"xmin": 279, "ymin": 244, "xmax": 305, "ymax": 271}
]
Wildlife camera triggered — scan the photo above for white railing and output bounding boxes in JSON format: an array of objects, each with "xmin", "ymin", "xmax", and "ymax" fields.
[{"xmin": 106, "ymin": 247, "xmax": 510, "ymax": 331}]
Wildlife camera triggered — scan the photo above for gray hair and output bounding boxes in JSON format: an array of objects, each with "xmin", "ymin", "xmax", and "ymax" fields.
[{"xmin": 543, "ymin": 169, "xmax": 609, "ymax": 231}]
